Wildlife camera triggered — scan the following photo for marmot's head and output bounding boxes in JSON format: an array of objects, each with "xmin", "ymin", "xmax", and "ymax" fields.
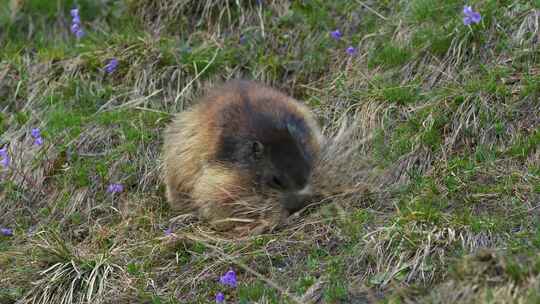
[
  {"xmin": 211, "ymin": 85, "xmax": 322, "ymax": 214},
  {"xmin": 254, "ymin": 132, "xmax": 312, "ymax": 193},
  {"xmin": 218, "ymin": 132, "xmax": 313, "ymax": 187},
  {"xmin": 216, "ymin": 122, "xmax": 318, "ymax": 213}
]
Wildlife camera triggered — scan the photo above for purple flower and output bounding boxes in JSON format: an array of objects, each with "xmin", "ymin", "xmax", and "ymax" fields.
[
  {"xmin": 219, "ymin": 270, "xmax": 237, "ymax": 288},
  {"xmin": 0, "ymin": 157, "xmax": 8, "ymax": 168},
  {"xmin": 107, "ymin": 183, "xmax": 124, "ymax": 194},
  {"xmin": 1, "ymin": 228, "xmax": 13, "ymax": 237},
  {"xmin": 75, "ymin": 29, "xmax": 85, "ymax": 39},
  {"xmin": 31, "ymin": 128, "xmax": 41, "ymax": 138},
  {"xmin": 330, "ymin": 29, "xmax": 342, "ymax": 40},
  {"xmin": 0, "ymin": 147, "xmax": 9, "ymax": 168},
  {"xmin": 165, "ymin": 228, "xmax": 173, "ymax": 235},
  {"xmin": 346, "ymin": 46, "xmax": 357, "ymax": 56},
  {"xmin": 463, "ymin": 6, "xmax": 481, "ymax": 25},
  {"xmin": 104, "ymin": 59, "xmax": 119, "ymax": 74},
  {"xmin": 71, "ymin": 23, "xmax": 80, "ymax": 34},
  {"xmin": 70, "ymin": 8, "xmax": 84, "ymax": 39},
  {"xmin": 215, "ymin": 292, "xmax": 225, "ymax": 303},
  {"xmin": 31, "ymin": 128, "xmax": 43, "ymax": 146}
]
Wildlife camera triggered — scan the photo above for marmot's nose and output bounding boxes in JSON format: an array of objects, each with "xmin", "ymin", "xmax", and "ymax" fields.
[
  {"xmin": 281, "ymin": 185, "xmax": 314, "ymax": 213},
  {"xmin": 292, "ymin": 174, "xmax": 308, "ymax": 191},
  {"xmin": 296, "ymin": 184, "xmax": 312, "ymax": 196}
]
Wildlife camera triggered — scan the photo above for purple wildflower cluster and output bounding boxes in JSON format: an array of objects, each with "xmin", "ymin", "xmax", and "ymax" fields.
[
  {"xmin": 219, "ymin": 270, "xmax": 237, "ymax": 287},
  {"xmin": 463, "ymin": 6, "xmax": 481, "ymax": 25},
  {"xmin": 0, "ymin": 146, "xmax": 9, "ymax": 168},
  {"xmin": 69, "ymin": 9, "xmax": 120, "ymax": 72},
  {"xmin": 346, "ymin": 46, "xmax": 357, "ymax": 56},
  {"xmin": 329, "ymin": 28, "xmax": 356, "ymax": 56},
  {"xmin": 1, "ymin": 227, "xmax": 13, "ymax": 237},
  {"xmin": 215, "ymin": 292, "xmax": 225, "ymax": 303},
  {"xmin": 70, "ymin": 9, "xmax": 85, "ymax": 39},
  {"xmin": 104, "ymin": 58, "xmax": 119, "ymax": 74},
  {"xmin": 330, "ymin": 5, "xmax": 480, "ymax": 58},
  {"xmin": 107, "ymin": 183, "xmax": 124, "ymax": 194},
  {"xmin": 31, "ymin": 128, "xmax": 43, "ymax": 146},
  {"xmin": 330, "ymin": 29, "xmax": 342, "ymax": 40},
  {"xmin": 216, "ymin": 269, "xmax": 237, "ymax": 303}
]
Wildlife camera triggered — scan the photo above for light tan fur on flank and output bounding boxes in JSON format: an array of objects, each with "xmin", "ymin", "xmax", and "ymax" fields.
[{"xmin": 162, "ymin": 80, "xmax": 323, "ymax": 234}]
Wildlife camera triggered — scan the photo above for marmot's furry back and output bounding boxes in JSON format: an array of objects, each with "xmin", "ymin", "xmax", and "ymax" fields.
[{"xmin": 162, "ymin": 80, "xmax": 323, "ymax": 234}]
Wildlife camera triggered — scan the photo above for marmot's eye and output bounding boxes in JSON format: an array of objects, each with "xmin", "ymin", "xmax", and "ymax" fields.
[
  {"xmin": 270, "ymin": 176, "xmax": 284, "ymax": 189},
  {"xmin": 252, "ymin": 141, "xmax": 264, "ymax": 160}
]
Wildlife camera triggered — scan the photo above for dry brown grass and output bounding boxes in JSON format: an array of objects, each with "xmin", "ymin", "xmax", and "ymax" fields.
[{"xmin": 1, "ymin": 0, "xmax": 539, "ymax": 303}]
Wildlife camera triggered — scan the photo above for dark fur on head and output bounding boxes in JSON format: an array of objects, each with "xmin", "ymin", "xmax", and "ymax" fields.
[
  {"xmin": 214, "ymin": 82, "xmax": 316, "ymax": 212},
  {"xmin": 216, "ymin": 132, "xmax": 311, "ymax": 191},
  {"xmin": 215, "ymin": 138, "xmax": 313, "ymax": 214}
]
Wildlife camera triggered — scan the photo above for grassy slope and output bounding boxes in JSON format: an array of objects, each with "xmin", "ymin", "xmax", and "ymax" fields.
[{"xmin": 1, "ymin": 0, "xmax": 539, "ymax": 303}]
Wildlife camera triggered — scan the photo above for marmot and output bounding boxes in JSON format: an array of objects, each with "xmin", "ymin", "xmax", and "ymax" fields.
[{"xmin": 162, "ymin": 80, "xmax": 323, "ymax": 233}]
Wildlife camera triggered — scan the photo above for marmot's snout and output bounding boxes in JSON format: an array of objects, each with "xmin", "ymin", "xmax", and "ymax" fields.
[{"xmin": 280, "ymin": 185, "xmax": 314, "ymax": 214}]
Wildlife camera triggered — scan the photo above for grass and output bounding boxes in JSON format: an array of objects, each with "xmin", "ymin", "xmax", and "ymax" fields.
[{"xmin": 1, "ymin": 0, "xmax": 539, "ymax": 303}]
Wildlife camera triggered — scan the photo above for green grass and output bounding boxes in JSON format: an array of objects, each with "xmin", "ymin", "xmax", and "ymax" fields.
[
  {"xmin": 1, "ymin": 0, "xmax": 539, "ymax": 303},
  {"xmin": 369, "ymin": 43, "xmax": 412, "ymax": 69}
]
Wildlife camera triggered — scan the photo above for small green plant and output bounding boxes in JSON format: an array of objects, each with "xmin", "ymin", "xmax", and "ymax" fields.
[{"xmin": 369, "ymin": 43, "xmax": 412, "ymax": 68}]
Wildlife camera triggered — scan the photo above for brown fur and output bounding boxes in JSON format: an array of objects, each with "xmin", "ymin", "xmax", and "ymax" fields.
[{"xmin": 162, "ymin": 80, "xmax": 323, "ymax": 234}]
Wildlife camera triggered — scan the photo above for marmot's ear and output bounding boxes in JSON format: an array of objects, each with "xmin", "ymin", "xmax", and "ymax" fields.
[{"xmin": 252, "ymin": 140, "xmax": 264, "ymax": 160}]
